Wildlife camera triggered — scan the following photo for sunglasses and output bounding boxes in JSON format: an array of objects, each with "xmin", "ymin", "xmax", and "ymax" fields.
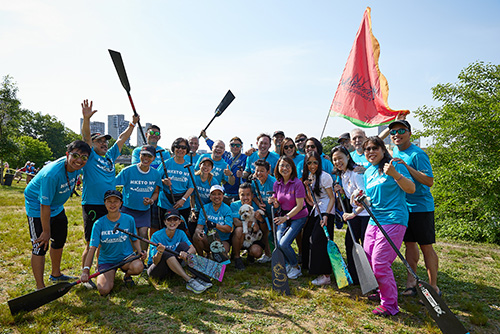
[
  {"xmin": 306, "ymin": 145, "xmax": 316, "ymax": 149},
  {"xmin": 295, "ymin": 138, "xmax": 306, "ymax": 143},
  {"xmin": 148, "ymin": 130, "xmax": 160, "ymax": 136},
  {"xmin": 230, "ymin": 143, "xmax": 242, "ymax": 148},
  {"xmin": 283, "ymin": 144, "xmax": 295, "ymax": 150},
  {"xmin": 390, "ymin": 129, "xmax": 409, "ymax": 135},
  {"xmin": 175, "ymin": 145, "xmax": 188, "ymax": 150},
  {"xmin": 307, "ymin": 160, "xmax": 319, "ymax": 166},
  {"xmin": 69, "ymin": 152, "xmax": 89, "ymax": 161},
  {"xmin": 364, "ymin": 146, "xmax": 380, "ymax": 152}
]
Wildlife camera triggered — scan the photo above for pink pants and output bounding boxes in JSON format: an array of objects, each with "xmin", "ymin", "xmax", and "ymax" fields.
[{"xmin": 364, "ymin": 223, "xmax": 406, "ymax": 315}]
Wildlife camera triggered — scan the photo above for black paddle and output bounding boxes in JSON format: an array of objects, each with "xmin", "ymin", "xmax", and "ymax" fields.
[
  {"xmin": 156, "ymin": 149, "xmax": 178, "ymax": 206},
  {"xmin": 8, "ymin": 254, "xmax": 141, "ymax": 315},
  {"xmin": 267, "ymin": 191, "xmax": 291, "ymax": 295},
  {"xmin": 108, "ymin": 49, "xmax": 147, "ymax": 144},
  {"xmin": 335, "ymin": 190, "xmax": 378, "ymax": 294},
  {"xmin": 356, "ymin": 194, "xmax": 469, "ymax": 334},
  {"xmin": 198, "ymin": 90, "xmax": 235, "ymax": 138},
  {"xmin": 184, "ymin": 163, "xmax": 230, "ymax": 264}
]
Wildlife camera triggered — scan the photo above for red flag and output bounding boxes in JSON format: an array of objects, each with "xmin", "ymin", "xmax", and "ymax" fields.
[{"xmin": 329, "ymin": 7, "xmax": 409, "ymax": 127}]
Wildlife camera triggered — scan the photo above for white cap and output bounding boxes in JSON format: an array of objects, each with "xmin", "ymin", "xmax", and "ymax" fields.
[{"xmin": 210, "ymin": 185, "xmax": 224, "ymax": 194}]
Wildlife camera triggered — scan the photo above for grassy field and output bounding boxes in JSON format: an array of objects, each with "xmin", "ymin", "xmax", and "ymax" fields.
[{"xmin": 1, "ymin": 181, "xmax": 499, "ymax": 333}]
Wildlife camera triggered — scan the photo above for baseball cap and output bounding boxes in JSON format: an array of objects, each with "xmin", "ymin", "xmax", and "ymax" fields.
[
  {"xmin": 164, "ymin": 208, "xmax": 181, "ymax": 220},
  {"xmin": 273, "ymin": 130, "xmax": 285, "ymax": 138},
  {"xmin": 338, "ymin": 133, "xmax": 350, "ymax": 144},
  {"xmin": 210, "ymin": 185, "xmax": 224, "ymax": 194},
  {"xmin": 91, "ymin": 133, "xmax": 112, "ymax": 141},
  {"xmin": 104, "ymin": 189, "xmax": 123, "ymax": 201},
  {"xmin": 388, "ymin": 120, "xmax": 411, "ymax": 132},
  {"xmin": 140, "ymin": 145, "xmax": 156, "ymax": 156},
  {"xmin": 199, "ymin": 156, "xmax": 214, "ymax": 166}
]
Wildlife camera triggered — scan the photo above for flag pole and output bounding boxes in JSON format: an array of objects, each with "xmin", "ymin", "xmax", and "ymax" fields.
[{"xmin": 319, "ymin": 110, "xmax": 330, "ymax": 140}]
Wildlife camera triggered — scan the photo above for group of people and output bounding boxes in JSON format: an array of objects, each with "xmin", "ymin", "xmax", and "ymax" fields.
[{"xmin": 24, "ymin": 99, "xmax": 439, "ymax": 316}]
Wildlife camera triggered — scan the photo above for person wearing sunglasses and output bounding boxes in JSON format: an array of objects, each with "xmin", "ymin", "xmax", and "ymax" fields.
[
  {"xmin": 272, "ymin": 130, "xmax": 285, "ymax": 155},
  {"xmin": 389, "ymin": 120, "xmax": 440, "ymax": 299},
  {"xmin": 24, "ymin": 140, "xmax": 91, "ymax": 290},
  {"xmin": 301, "ymin": 151, "xmax": 336, "ymax": 286},
  {"xmin": 295, "ymin": 137, "xmax": 334, "ymax": 179},
  {"xmin": 157, "ymin": 138, "xmax": 194, "ymax": 234},
  {"xmin": 358, "ymin": 136, "xmax": 415, "ymax": 316},
  {"xmin": 331, "ymin": 145, "xmax": 369, "ymax": 286},
  {"xmin": 294, "ymin": 133, "xmax": 308, "ymax": 155},
  {"xmin": 80, "ymin": 100, "xmax": 138, "ymax": 289},
  {"xmin": 194, "ymin": 139, "xmax": 236, "ymax": 192},
  {"xmin": 280, "ymin": 137, "xmax": 304, "ymax": 168},
  {"xmin": 131, "ymin": 125, "xmax": 169, "ymax": 168}
]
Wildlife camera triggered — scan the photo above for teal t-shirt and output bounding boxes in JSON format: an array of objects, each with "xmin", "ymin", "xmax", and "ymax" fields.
[
  {"xmin": 252, "ymin": 175, "xmax": 276, "ymax": 217},
  {"xmin": 193, "ymin": 174, "xmax": 219, "ymax": 211},
  {"xmin": 393, "ymin": 144, "xmax": 435, "ymax": 212},
  {"xmin": 297, "ymin": 156, "xmax": 333, "ymax": 179},
  {"xmin": 82, "ymin": 144, "xmax": 121, "ymax": 205},
  {"xmin": 350, "ymin": 151, "xmax": 370, "ymax": 168},
  {"xmin": 197, "ymin": 202, "xmax": 233, "ymax": 241},
  {"xmin": 147, "ymin": 228, "xmax": 192, "ymax": 266},
  {"xmin": 90, "ymin": 213, "xmax": 137, "ymax": 265},
  {"xmin": 131, "ymin": 145, "xmax": 169, "ymax": 169},
  {"xmin": 115, "ymin": 164, "xmax": 162, "ymax": 211},
  {"xmin": 24, "ymin": 157, "xmax": 82, "ymax": 217},
  {"xmin": 156, "ymin": 158, "xmax": 193, "ymax": 210},
  {"xmin": 194, "ymin": 154, "xmax": 229, "ymax": 185},
  {"xmin": 364, "ymin": 162, "xmax": 413, "ymax": 227},
  {"xmin": 244, "ymin": 151, "xmax": 280, "ymax": 176}
]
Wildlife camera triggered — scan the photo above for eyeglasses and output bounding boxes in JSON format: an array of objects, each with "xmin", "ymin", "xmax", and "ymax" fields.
[
  {"xmin": 279, "ymin": 163, "xmax": 291, "ymax": 169},
  {"xmin": 306, "ymin": 145, "xmax": 316, "ymax": 149},
  {"xmin": 295, "ymin": 138, "xmax": 306, "ymax": 143},
  {"xmin": 390, "ymin": 129, "xmax": 408, "ymax": 135},
  {"xmin": 69, "ymin": 152, "xmax": 89, "ymax": 161},
  {"xmin": 307, "ymin": 160, "xmax": 319, "ymax": 166},
  {"xmin": 175, "ymin": 145, "xmax": 188, "ymax": 150},
  {"xmin": 364, "ymin": 146, "xmax": 380, "ymax": 152},
  {"xmin": 230, "ymin": 143, "xmax": 242, "ymax": 148},
  {"xmin": 148, "ymin": 130, "xmax": 160, "ymax": 136},
  {"xmin": 283, "ymin": 145, "xmax": 295, "ymax": 150}
]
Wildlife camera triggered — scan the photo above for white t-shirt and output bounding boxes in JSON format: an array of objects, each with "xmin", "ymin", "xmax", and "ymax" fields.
[
  {"xmin": 309, "ymin": 171, "xmax": 335, "ymax": 216},
  {"xmin": 340, "ymin": 169, "xmax": 368, "ymax": 217}
]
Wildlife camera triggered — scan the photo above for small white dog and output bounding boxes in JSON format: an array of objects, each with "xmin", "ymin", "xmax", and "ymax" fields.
[{"xmin": 239, "ymin": 204, "xmax": 263, "ymax": 248}]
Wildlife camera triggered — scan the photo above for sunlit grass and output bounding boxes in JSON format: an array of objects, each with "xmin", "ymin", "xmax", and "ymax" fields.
[{"xmin": 1, "ymin": 182, "xmax": 500, "ymax": 333}]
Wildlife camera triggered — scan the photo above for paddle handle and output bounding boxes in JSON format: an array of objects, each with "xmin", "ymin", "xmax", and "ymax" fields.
[
  {"xmin": 78, "ymin": 253, "xmax": 142, "ymax": 284},
  {"xmin": 126, "ymin": 93, "xmax": 147, "ymax": 144},
  {"xmin": 335, "ymin": 190, "xmax": 357, "ymax": 243},
  {"xmin": 184, "ymin": 163, "xmax": 211, "ymax": 228},
  {"xmin": 157, "ymin": 150, "xmax": 177, "ymax": 205}
]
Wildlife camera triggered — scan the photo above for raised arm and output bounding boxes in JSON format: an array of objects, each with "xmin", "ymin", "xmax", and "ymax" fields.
[
  {"xmin": 81, "ymin": 100, "xmax": 98, "ymax": 146},
  {"xmin": 116, "ymin": 114, "xmax": 139, "ymax": 152}
]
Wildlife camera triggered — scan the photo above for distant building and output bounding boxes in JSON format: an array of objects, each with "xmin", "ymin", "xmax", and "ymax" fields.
[
  {"xmin": 79, "ymin": 119, "xmax": 105, "ymax": 135},
  {"xmin": 137, "ymin": 122, "xmax": 152, "ymax": 146},
  {"xmin": 107, "ymin": 114, "xmax": 125, "ymax": 140}
]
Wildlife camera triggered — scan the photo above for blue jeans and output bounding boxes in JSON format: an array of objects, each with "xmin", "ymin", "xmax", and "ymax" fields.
[{"xmin": 276, "ymin": 216, "xmax": 307, "ymax": 267}]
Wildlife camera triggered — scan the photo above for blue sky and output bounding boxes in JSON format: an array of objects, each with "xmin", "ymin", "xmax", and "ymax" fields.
[{"xmin": 1, "ymin": 1, "xmax": 499, "ymax": 150}]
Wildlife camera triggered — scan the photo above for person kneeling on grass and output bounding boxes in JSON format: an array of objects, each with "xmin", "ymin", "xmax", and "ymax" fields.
[
  {"xmin": 81, "ymin": 190, "xmax": 146, "ymax": 296},
  {"xmin": 147, "ymin": 209, "xmax": 211, "ymax": 294}
]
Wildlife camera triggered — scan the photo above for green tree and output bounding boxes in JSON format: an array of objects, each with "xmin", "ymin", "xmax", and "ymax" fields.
[
  {"xmin": 107, "ymin": 137, "xmax": 135, "ymax": 156},
  {"xmin": 415, "ymin": 61, "xmax": 500, "ymax": 244},
  {"xmin": 0, "ymin": 75, "xmax": 23, "ymax": 164},
  {"xmin": 13, "ymin": 136, "xmax": 53, "ymax": 168},
  {"xmin": 320, "ymin": 136, "xmax": 338, "ymax": 157}
]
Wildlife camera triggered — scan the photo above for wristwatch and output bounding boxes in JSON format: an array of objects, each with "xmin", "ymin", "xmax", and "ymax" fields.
[{"xmin": 285, "ymin": 214, "xmax": 290, "ymax": 221}]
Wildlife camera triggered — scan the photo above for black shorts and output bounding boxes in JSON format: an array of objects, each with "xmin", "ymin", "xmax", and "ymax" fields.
[
  {"xmin": 28, "ymin": 210, "xmax": 68, "ymax": 256},
  {"xmin": 403, "ymin": 211, "xmax": 436, "ymax": 245},
  {"xmin": 82, "ymin": 204, "xmax": 108, "ymax": 242}
]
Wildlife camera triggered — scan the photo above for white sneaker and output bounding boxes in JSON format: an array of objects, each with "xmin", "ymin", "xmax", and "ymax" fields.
[
  {"xmin": 312, "ymin": 275, "xmax": 331, "ymax": 286},
  {"xmin": 256, "ymin": 254, "xmax": 272, "ymax": 264},
  {"xmin": 186, "ymin": 278, "xmax": 207, "ymax": 294},
  {"xmin": 82, "ymin": 279, "xmax": 97, "ymax": 290},
  {"xmin": 196, "ymin": 277, "xmax": 213, "ymax": 289},
  {"xmin": 287, "ymin": 266, "xmax": 302, "ymax": 279}
]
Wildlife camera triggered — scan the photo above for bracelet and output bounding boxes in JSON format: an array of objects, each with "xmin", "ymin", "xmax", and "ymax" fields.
[
  {"xmin": 182, "ymin": 197, "xmax": 187, "ymax": 201},
  {"xmin": 130, "ymin": 122, "xmax": 136, "ymax": 127},
  {"xmin": 83, "ymin": 266, "xmax": 90, "ymax": 271},
  {"xmin": 395, "ymin": 175, "xmax": 403, "ymax": 182}
]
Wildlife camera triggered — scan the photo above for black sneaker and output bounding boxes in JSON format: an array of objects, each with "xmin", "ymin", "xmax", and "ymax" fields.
[
  {"xmin": 234, "ymin": 258, "xmax": 245, "ymax": 270},
  {"xmin": 247, "ymin": 255, "xmax": 255, "ymax": 264}
]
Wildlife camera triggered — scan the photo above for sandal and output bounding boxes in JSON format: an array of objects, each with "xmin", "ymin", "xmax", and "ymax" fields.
[
  {"xmin": 402, "ymin": 286, "xmax": 417, "ymax": 297},
  {"xmin": 372, "ymin": 305, "xmax": 391, "ymax": 316},
  {"xmin": 367, "ymin": 293, "xmax": 380, "ymax": 302}
]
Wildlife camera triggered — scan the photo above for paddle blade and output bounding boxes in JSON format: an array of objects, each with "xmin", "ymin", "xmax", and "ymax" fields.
[
  {"xmin": 214, "ymin": 90, "xmax": 235, "ymax": 116},
  {"xmin": 352, "ymin": 243, "xmax": 378, "ymax": 294},
  {"xmin": 271, "ymin": 248, "xmax": 290, "ymax": 295},
  {"xmin": 207, "ymin": 229, "xmax": 230, "ymax": 265},
  {"xmin": 108, "ymin": 49, "xmax": 131, "ymax": 92},
  {"xmin": 326, "ymin": 239, "xmax": 353, "ymax": 289},
  {"xmin": 189, "ymin": 254, "xmax": 227, "ymax": 282},
  {"xmin": 416, "ymin": 280, "xmax": 469, "ymax": 334},
  {"xmin": 8, "ymin": 282, "xmax": 75, "ymax": 315}
]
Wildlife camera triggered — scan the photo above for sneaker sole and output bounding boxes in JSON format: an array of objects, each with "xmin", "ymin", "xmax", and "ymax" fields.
[{"xmin": 186, "ymin": 286, "xmax": 204, "ymax": 294}]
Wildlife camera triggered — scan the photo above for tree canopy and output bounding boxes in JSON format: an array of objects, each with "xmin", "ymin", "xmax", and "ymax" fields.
[{"xmin": 415, "ymin": 61, "xmax": 500, "ymax": 244}]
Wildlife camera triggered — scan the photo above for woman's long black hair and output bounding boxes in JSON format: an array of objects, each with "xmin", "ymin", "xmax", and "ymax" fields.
[
  {"xmin": 331, "ymin": 145, "xmax": 356, "ymax": 176},
  {"xmin": 301, "ymin": 151, "xmax": 322, "ymax": 197},
  {"xmin": 362, "ymin": 136, "xmax": 392, "ymax": 174}
]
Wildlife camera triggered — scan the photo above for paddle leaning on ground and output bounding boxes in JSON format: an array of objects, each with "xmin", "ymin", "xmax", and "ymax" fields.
[
  {"xmin": 184, "ymin": 163, "xmax": 230, "ymax": 265},
  {"xmin": 112, "ymin": 224, "xmax": 226, "ymax": 282},
  {"xmin": 108, "ymin": 49, "xmax": 147, "ymax": 144},
  {"xmin": 335, "ymin": 189, "xmax": 377, "ymax": 295},
  {"xmin": 198, "ymin": 90, "xmax": 235, "ymax": 138},
  {"xmin": 8, "ymin": 254, "xmax": 142, "ymax": 316},
  {"xmin": 306, "ymin": 183, "xmax": 352, "ymax": 289},
  {"xmin": 267, "ymin": 191, "xmax": 290, "ymax": 295},
  {"xmin": 355, "ymin": 193, "xmax": 469, "ymax": 334}
]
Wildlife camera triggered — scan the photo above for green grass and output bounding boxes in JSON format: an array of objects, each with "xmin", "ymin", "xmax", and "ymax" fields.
[{"xmin": 1, "ymin": 182, "xmax": 500, "ymax": 333}]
